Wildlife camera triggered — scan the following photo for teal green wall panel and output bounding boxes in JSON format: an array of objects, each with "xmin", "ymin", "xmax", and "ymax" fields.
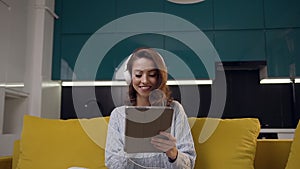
[
  {"xmin": 59, "ymin": 33, "xmax": 165, "ymax": 80},
  {"xmin": 264, "ymin": 0, "xmax": 300, "ymax": 28},
  {"xmin": 96, "ymin": 34, "xmax": 164, "ymax": 80},
  {"xmin": 52, "ymin": 0, "xmax": 63, "ymax": 80},
  {"xmin": 53, "ymin": 0, "xmax": 300, "ymax": 80},
  {"xmin": 266, "ymin": 29, "xmax": 300, "ymax": 77},
  {"xmin": 165, "ymin": 0, "xmax": 213, "ymax": 30},
  {"xmin": 61, "ymin": 0, "xmax": 116, "ymax": 34},
  {"xmin": 58, "ymin": 32, "xmax": 214, "ymax": 80},
  {"xmin": 60, "ymin": 34, "xmax": 91, "ymax": 80},
  {"xmin": 204, "ymin": 31, "xmax": 214, "ymax": 44},
  {"xmin": 116, "ymin": 0, "xmax": 163, "ymax": 17},
  {"xmin": 214, "ymin": 30, "xmax": 266, "ymax": 61},
  {"xmin": 214, "ymin": 0, "xmax": 264, "ymax": 29},
  {"xmin": 164, "ymin": 33, "xmax": 212, "ymax": 79}
]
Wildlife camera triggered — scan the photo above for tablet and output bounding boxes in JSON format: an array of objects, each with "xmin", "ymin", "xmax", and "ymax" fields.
[{"xmin": 124, "ymin": 106, "xmax": 174, "ymax": 153}]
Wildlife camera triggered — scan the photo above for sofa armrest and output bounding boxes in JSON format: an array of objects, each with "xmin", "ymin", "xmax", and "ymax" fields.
[
  {"xmin": 254, "ymin": 139, "xmax": 292, "ymax": 169},
  {"xmin": 12, "ymin": 140, "xmax": 20, "ymax": 169},
  {"xmin": 0, "ymin": 156, "xmax": 12, "ymax": 169}
]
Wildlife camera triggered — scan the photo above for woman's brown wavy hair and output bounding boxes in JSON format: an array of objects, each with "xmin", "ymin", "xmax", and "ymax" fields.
[{"xmin": 125, "ymin": 48, "xmax": 172, "ymax": 106}]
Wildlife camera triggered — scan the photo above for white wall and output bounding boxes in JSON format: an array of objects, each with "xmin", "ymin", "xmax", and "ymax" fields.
[
  {"xmin": 0, "ymin": 0, "xmax": 29, "ymax": 156},
  {"xmin": 41, "ymin": 0, "xmax": 61, "ymax": 119},
  {"xmin": 0, "ymin": 0, "xmax": 61, "ymax": 156},
  {"xmin": 24, "ymin": 0, "xmax": 61, "ymax": 119},
  {"xmin": 0, "ymin": 0, "xmax": 12, "ymax": 84},
  {"xmin": 5, "ymin": 0, "xmax": 27, "ymax": 84}
]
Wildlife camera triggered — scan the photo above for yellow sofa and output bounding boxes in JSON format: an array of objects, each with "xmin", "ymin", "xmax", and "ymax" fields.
[
  {"xmin": 0, "ymin": 116, "xmax": 294, "ymax": 169},
  {"xmin": 0, "ymin": 139, "xmax": 293, "ymax": 169}
]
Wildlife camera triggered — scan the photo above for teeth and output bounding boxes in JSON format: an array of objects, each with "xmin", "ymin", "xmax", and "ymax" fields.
[{"xmin": 140, "ymin": 86, "xmax": 150, "ymax": 90}]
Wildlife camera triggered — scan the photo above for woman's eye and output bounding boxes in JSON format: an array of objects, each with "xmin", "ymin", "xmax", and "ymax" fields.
[
  {"xmin": 135, "ymin": 74, "xmax": 142, "ymax": 78},
  {"xmin": 149, "ymin": 73, "xmax": 157, "ymax": 77}
]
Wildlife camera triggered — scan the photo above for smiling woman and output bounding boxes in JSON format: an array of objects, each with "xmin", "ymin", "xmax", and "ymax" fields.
[
  {"xmin": 105, "ymin": 48, "xmax": 196, "ymax": 169},
  {"xmin": 124, "ymin": 48, "xmax": 170, "ymax": 106}
]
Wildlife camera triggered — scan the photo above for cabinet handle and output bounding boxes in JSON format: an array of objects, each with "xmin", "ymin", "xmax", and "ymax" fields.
[
  {"xmin": 35, "ymin": 5, "xmax": 59, "ymax": 19},
  {"xmin": 0, "ymin": 0, "xmax": 11, "ymax": 11}
]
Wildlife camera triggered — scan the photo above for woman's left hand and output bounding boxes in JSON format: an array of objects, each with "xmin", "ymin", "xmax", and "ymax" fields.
[{"xmin": 151, "ymin": 131, "xmax": 178, "ymax": 160}]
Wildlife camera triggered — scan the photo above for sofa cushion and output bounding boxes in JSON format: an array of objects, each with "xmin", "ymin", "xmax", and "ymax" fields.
[
  {"xmin": 254, "ymin": 139, "xmax": 292, "ymax": 169},
  {"xmin": 285, "ymin": 120, "xmax": 300, "ymax": 169},
  {"xmin": 16, "ymin": 115, "xmax": 109, "ymax": 169},
  {"xmin": 188, "ymin": 118, "xmax": 260, "ymax": 169}
]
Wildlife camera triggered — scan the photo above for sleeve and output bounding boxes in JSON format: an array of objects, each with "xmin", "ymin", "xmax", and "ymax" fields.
[
  {"xmin": 170, "ymin": 102, "xmax": 196, "ymax": 169},
  {"xmin": 105, "ymin": 107, "xmax": 128, "ymax": 169}
]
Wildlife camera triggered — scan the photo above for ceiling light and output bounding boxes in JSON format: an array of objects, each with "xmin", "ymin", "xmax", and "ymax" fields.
[{"xmin": 167, "ymin": 0, "xmax": 205, "ymax": 4}]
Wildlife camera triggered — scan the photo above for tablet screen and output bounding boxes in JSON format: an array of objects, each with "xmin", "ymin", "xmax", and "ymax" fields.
[{"xmin": 124, "ymin": 106, "xmax": 174, "ymax": 153}]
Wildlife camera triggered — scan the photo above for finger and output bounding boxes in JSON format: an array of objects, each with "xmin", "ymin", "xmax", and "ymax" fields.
[
  {"xmin": 159, "ymin": 132, "xmax": 176, "ymax": 141},
  {"xmin": 159, "ymin": 131, "xmax": 171, "ymax": 138},
  {"xmin": 151, "ymin": 139, "xmax": 176, "ymax": 152},
  {"xmin": 152, "ymin": 143, "xmax": 172, "ymax": 152},
  {"xmin": 151, "ymin": 137, "xmax": 175, "ymax": 147},
  {"xmin": 152, "ymin": 145, "xmax": 165, "ymax": 152}
]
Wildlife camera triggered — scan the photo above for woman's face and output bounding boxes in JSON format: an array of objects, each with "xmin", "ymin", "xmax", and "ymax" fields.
[{"xmin": 131, "ymin": 57, "xmax": 158, "ymax": 99}]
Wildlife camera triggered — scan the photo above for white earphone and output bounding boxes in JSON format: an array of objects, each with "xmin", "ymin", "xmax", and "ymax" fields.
[
  {"xmin": 123, "ymin": 54, "xmax": 133, "ymax": 84},
  {"xmin": 123, "ymin": 49, "xmax": 167, "ymax": 85}
]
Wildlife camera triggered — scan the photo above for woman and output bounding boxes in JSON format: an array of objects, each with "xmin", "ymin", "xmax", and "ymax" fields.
[{"xmin": 105, "ymin": 48, "xmax": 196, "ymax": 169}]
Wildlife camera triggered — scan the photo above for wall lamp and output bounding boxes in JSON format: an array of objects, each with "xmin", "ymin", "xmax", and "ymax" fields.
[
  {"xmin": 259, "ymin": 66, "xmax": 300, "ymax": 84},
  {"xmin": 260, "ymin": 78, "xmax": 300, "ymax": 84},
  {"xmin": 0, "ymin": 82, "xmax": 61, "ymax": 88}
]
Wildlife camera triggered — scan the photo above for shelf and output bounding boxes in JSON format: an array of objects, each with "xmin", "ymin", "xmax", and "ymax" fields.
[
  {"xmin": 260, "ymin": 128, "xmax": 295, "ymax": 139},
  {"xmin": 0, "ymin": 88, "xmax": 28, "ymax": 135},
  {"xmin": 260, "ymin": 128, "xmax": 295, "ymax": 133},
  {"xmin": 5, "ymin": 88, "xmax": 28, "ymax": 99}
]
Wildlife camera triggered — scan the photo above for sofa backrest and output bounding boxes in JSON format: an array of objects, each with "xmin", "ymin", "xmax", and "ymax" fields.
[{"xmin": 11, "ymin": 116, "xmax": 293, "ymax": 169}]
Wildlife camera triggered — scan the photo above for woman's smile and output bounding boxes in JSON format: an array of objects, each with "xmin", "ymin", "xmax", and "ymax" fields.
[{"xmin": 131, "ymin": 57, "xmax": 158, "ymax": 100}]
